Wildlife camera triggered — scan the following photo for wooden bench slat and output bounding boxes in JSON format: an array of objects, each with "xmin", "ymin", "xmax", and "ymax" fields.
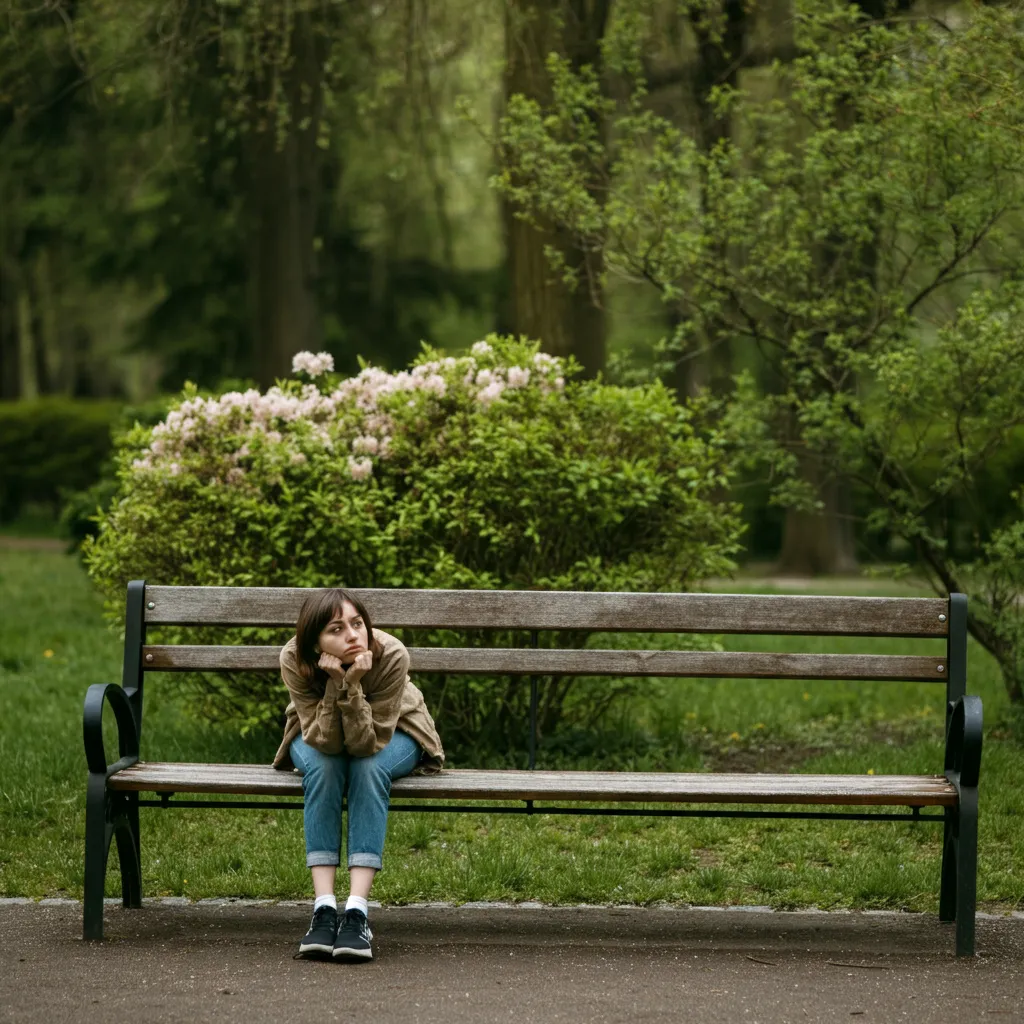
[
  {"xmin": 108, "ymin": 763, "xmax": 958, "ymax": 806},
  {"xmin": 143, "ymin": 587, "xmax": 950, "ymax": 637},
  {"xmin": 142, "ymin": 645, "xmax": 949, "ymax": 682}
]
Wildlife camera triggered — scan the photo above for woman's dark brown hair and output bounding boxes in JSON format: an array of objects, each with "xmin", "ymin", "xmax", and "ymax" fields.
[{"xmin": 294, "ymin": 588, "xmax": 384, "ymax": 692}]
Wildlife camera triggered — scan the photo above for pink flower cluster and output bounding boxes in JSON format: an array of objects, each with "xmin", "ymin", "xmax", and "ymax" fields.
[
  {"xmin": 291, "ymin": 351, "xmax": 335, "ymax": 377},
  {"xmin": 333, "ymin": 362, "xmax": 450, "ymax": 412},
  {"xmin": 347, "ymin": 456, "xmax": 374, "ymax": 481},
  {"xmin": 131, "ymin": 343, "xmax": 567, "ymax": 485},
  {"xmin": 130, "ymin": 386, "xmax": 336, "ymax": 477},
  {"xmin": 470, "ymin": 353, "xmax": 563, "ymax": 406}
]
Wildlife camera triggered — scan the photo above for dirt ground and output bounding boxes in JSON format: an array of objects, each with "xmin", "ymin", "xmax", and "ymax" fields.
[{"xmin": 2, "ymin": 901, "xmax": 1023, "ymax": 1024}]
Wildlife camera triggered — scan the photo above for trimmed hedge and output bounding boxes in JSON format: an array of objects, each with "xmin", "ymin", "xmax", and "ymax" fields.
[{"xmin": 0, "ymin": 399, "xmax": 122, "ymax": 523}]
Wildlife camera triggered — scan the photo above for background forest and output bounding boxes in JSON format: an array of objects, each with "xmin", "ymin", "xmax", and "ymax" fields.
[{"xmin": 3, "ymin": 0, "xmax": 1024, "ymax": 708}]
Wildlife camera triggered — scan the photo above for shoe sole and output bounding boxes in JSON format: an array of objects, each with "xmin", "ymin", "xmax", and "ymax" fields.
[
  {"xmin": 332, "ymin": 946, "xmax": 373, "ymax": 960},
  {"xmin": 298, "ymin": 941, "xmax": 335, "ymax": 957}
]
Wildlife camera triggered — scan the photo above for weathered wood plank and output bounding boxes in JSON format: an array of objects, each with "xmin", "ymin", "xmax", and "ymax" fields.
[
  {"xmin": 143, "ymin": 587, "xmax": 950, "ymax": 637},
  {"xmin": 108, "ymin": 763, "xmax": 958, "ymax": 806},
  {"xmin": 142, "ymin": 645, "xmax": 949, "ymax": 682}
]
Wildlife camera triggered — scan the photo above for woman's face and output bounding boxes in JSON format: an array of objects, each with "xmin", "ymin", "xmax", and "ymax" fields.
[{"xmin": 318, "ymin": 600, "xmax": 370, "ymax": 664}]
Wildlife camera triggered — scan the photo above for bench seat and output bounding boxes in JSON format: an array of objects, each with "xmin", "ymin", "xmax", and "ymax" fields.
[{"xmin": 108, "ymin": 762, "xmax": 959, "ymax": 806}]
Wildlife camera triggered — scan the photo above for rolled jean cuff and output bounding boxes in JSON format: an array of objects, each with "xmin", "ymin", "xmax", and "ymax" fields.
[
  {"xmin": 306, "ymin": 850, "xmax": 341, "ymax": 868},
  {"xmin": 348, "ymin": 852, "xmax": 383, "ymax": 870}
]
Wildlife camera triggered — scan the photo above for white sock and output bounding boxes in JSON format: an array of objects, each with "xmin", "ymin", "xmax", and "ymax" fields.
[
  {"xmin": 345, "ymin": 895, "xmax": 369, "ymax": 917},
  {"xmin": 313, "ymin": 894, "xmax": 337, "ymax": 913}
]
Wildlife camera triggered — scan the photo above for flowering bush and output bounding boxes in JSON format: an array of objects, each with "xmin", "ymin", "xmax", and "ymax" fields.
[{"xmin": 83, "ymin": 335, "xmax": 745, "ymax": 754}]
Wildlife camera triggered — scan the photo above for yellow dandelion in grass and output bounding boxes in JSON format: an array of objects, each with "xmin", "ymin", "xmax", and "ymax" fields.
[
  {"xmin": 802, "ymin": 692, "xmax": 811, "ymax": 701},
  {"xmin": 867, "ymin": 769, "xmax": 875, "ymax": 775},
  {"xmin": 43, "ymin": 650, "xmax": 54, "ymax": 658},
  {"xmin": 728, "ymin": 732, "xmax": 741, "ymax": 741}
]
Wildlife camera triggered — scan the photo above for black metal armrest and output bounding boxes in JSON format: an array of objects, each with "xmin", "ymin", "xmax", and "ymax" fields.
[
  {"xmin": 944, "ymin": 694, "xmax": 983, "ymax": 791},
  {"xmin": 83, "ymin": 683, "xmax": 140, "ymax": 778}
]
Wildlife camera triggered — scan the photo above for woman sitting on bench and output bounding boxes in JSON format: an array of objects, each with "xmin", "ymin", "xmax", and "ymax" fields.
[{"xmin": 272, "ymin": 588, "xmax": 445, "ymax": 962}]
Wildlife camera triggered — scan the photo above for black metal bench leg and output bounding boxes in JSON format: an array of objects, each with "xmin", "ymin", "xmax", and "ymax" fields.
[
  {"xmin": 84, "ymin": 782, "xmax": 144, "ymax": 940},
  {"xmin": 113, "ymin": 792, "xmax": 143, "ymax": 910},
  {"xmin": 127, "ymin": 790, "xmax": 141, "ymax": 878},
  {"xmin": 955, "ymin": 789, "xmax": 978, "ymax": 957},
  {"xmin": 83, "ymin": 774, "xmax": 111, "ymax": 941},
  {"xmin": 939, "ymin": 806, "xmax": 957, "ymax": 923}
]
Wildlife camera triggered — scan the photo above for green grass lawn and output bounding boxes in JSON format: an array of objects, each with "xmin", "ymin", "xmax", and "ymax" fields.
[{"xmin": 1, "ymin": 548, "xmax": 1021, "ymax": 912}]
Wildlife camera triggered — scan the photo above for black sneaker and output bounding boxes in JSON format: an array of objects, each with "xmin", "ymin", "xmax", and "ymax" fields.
[
  {"xmin": 297, "ymin": 905, "xmax": 338, "ymax": 959},
  {"xmin": 332, "ymin": 908, "xmax": 373, "ymax": 961}
]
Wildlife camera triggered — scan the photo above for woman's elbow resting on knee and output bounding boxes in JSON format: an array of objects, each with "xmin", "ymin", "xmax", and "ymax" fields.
[
  {"xmin": 345, "ymin": 740, "xmax": 378, "ymax": 759},
  {"xmin": 303, "ymin": 733, "xmax": 345, "ymax": 756}
]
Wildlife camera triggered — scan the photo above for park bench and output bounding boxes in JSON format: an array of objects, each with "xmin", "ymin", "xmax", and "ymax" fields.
[{"xmin": 83, "ymin": 582, "xmax": 982, "ymax": 954}]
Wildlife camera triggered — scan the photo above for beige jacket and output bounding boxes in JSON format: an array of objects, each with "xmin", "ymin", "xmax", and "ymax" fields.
[{"xmin": 271, "ymin": 629, "xmax": 445, "ymax": 774}]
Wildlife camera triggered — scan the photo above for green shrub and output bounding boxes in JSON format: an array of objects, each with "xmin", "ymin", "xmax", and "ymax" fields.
[
  {"xmin": 0, "ymin": 398, "xmax": 123, "ymax": 523},
  {"xmin": 82, "ymin": 336, "xmax": 746, "ymax": 754}
]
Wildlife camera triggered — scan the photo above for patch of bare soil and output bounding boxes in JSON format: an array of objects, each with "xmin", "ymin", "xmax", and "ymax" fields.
[
  {"xmin": 700, "ymin": 720, "xmax": 935, "ymax": 774},
  {"xmin": 701, "ymin": 740, "xmax": 829, "ymax": 774}
]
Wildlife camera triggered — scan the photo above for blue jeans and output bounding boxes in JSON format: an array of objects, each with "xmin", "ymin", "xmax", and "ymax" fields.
[{"xmin": 289, "ymin": 729, "xmax": 422, "ymax": 870}]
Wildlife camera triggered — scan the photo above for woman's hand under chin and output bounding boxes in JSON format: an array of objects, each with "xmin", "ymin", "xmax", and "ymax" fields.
[
  {"xmin": 317, "ymin": 652, "xmax": 347, "ymax": 681},
  {"xmin": 344, "ymin": 649, "xmax": 373, "ymax": 683},
  {"xmin": 318, "ymin": 649, "xmax": 372, "ymax": 685}
]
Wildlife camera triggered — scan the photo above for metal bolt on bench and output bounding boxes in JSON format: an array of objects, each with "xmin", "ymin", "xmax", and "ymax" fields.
[{"xmin": 83, "ymin": 583, "xmax": 982, "ymax": 955}]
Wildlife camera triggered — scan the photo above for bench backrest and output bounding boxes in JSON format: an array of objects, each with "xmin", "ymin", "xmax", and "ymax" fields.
[
  {"xmin": 125, "ymin": 582, "xmax": 966, "ymax": 699},
  {"xmin": 114, "ymin": 583, "xmax": 969, "ymax": 761}
]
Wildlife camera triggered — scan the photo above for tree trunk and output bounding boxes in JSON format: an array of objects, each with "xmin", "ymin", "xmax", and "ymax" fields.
[
  {"xmin": 16, "ymin": 287, "xmax": 38, "ymax": 399},
  {"xmin": 777, "ymin": 471, "xmax": 858, "ymax": 575},
  {"xmin": 906, "ymin": 520, "xmax": 1023, "ymax": 706},
  {"xmin": 993, "ymin": 646, "xmax": 1023, "ymax": 705},
  {"xmin": 669, "ymin": 306, "xmax": 736, "ymax": 400},
  {"xmin": 501, "ymin": 0, "xmax": 609, "ymax": 378},
  {"xmin": 246, "ymin": 11, "xmax": 327, "ymax": 387},
  {"xmin": 778, "ymin": 30, "xmax": 880, "ymax": 578},
  {"xmin": 667, "ymin": 0, "xmax": 747, "ymax": 401},
  {"xmin": 0, "ymin": 261, "xmax": 20, "ymax": 399},
  {"xmin": 34, "ymin": 247, "xmax": 67, "ymax": 394},
  {"xmin": 778, "ymin": 0, "xmax": 915, "ymax": 571},
  {"xmin": 777, "ymin": 383, "xmax": 859, "ymax": 574}
]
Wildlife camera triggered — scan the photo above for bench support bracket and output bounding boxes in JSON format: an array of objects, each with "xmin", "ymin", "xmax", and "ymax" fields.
[
  {"xmin": 82, "ymin": 680, "xmax": 142, "ymax": 941},
  {"xmin": 84, "ymin": 777, "xmax": 142, "ymax": 940},
  {"xmin": 939, "ymin": 693, "xmax": 982, "ymax": 957}
]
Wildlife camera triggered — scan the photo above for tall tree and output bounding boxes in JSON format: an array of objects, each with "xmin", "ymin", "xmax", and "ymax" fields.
[
  {"xmin": 499, "ymin": 0, "xmax": 611, "ymax": 378},
  {"xmin": 489, "ymin": 0, "xmax": 1024, "ymax": 700},
  {"xmin": 0, "ymin": 1, "xmax": 94, "ymax": 398},
  {"xmin": 675, "ymin": 0, "xmax": 748, "ymax": 401},
  {"xmin": 774, "ymin": 0, "xmax": 913, "ymax": 574},
  {"xmin": 232, "ymin": 5, "xmax": 335, "ymax": 385}
]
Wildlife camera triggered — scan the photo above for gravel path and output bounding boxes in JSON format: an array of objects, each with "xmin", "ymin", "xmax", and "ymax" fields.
[{"xmin": 2, "ymin": 902, "xmax": 1022, "ymax": 1023}]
